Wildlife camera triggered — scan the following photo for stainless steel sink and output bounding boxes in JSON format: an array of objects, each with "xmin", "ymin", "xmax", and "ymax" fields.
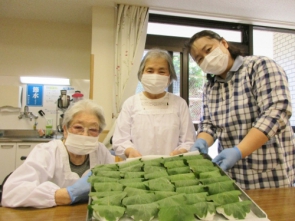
[
  {"xmin": 0, "ymin": 129, "xmax": 40, "ymax": 138},
  {"xmin": 0, "ymin": 130, "xmax": 56, "ymax": 142}
]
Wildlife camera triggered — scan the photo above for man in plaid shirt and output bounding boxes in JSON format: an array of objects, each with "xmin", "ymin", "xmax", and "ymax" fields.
[{"xmin": 187, "ymin": 30, "xmax": 295, "ymax": 190}]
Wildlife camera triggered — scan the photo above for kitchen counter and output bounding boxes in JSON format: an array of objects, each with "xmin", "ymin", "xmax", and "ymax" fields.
[
  {"xmin": 0, "ymin": 129, "xmax": 63, "ymax": 143},
  {"xmin": 0, "ymin": 137, "xmax": 55, "ymax": 142},
  {"xmin": 0, "ymin": 187, "xmax": 294, "ymax": 221},
  {"xmin": 0, "ymin": 135, "xmax": 63, "ymax": 143}
]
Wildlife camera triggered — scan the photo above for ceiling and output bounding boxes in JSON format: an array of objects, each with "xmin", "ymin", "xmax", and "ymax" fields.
[{"xmin": 0, "ymin": 0, "xmax": 294, "ymax": 29}]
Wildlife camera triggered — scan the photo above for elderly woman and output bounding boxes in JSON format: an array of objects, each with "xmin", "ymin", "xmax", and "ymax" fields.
[
  {"xmin": 2, "ymin": 99, "xmax": 114, "ymax": 208},
  {"xmin": 113, "ymin": 48, "xmax": 196, "ymax": 159}
]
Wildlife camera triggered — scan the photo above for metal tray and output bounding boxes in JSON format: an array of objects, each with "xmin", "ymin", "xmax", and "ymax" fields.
[{"xmin": 86, "ymin": 153, "xmax": 269, "ymax": 221}]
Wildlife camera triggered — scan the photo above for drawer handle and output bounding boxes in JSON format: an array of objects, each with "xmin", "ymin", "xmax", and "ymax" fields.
[
  {"xmin": 18, "ymin": 145, "xmax": 31, "ymax": 149},
  {"xmin": 20, "ymin": 156, "xmax": 27, "ymax": 161},
  {"xmin": 1, "ymin": 145, "xmax": 14, "ymax": 149}
]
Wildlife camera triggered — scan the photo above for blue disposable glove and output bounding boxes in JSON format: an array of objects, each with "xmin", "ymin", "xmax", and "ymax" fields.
[
  {"xmin": 190, "ymin": 138, "xmax": 208, "ymax": 154},
  {"xmin": 212, "ymin": 146, "xmax": 242, "ymax": 171},
  {"xmin": 66, "ymin": 171, "xmax": 92, "ymax": 204}
]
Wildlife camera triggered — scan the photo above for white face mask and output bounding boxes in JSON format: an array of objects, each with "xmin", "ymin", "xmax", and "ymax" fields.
[
  {"xmin": 141, "ymin": 74, "xmax": 169, "ymax": 94},
  {"xmin": 199, "ymin": 46, "xmax": 229, "ymax": 75},
  {"xmin": 65, "ymin": 132, "xmax": 98, "ymax": 155}
]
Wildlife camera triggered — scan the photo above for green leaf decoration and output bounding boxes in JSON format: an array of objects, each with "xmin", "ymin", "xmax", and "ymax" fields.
[
  {"xmin": 122, "ymin": 181, "xmax": 147, "ymax": 190},
  {"xmin": 122, "ymin": 193, "xmax": 157, "ymax": 206},
  {"xmin": 92, "ymin": 163, "xmax": 118, "ymax": 172},
  {"xmin": 176, "ymin": 185, "xmax": 206, "ymax": 194},
  {"xmin": 123, "ymin": 171, "xmax": 145, "ymax": 179},
  {"xmin": 190, "ymin": 165, "xmax": 219, "ymax": 176},
  {"xmin": 144, "ymin": 170, "xmax": 169, "ymax": 180},
  {"xmin": 192, "ymin": 202, "xmax": 216, "ymax": 220},
  {"xmin": 89, "ymin": 191, "xmax": 122, "ymax": 201},
  {"xmin": 142, "ymin": 158, "xmax": 163, "ymax": 166},
  {"xmin": 89, "ymin": 155, "xmax": 256, "ymax": 221},
  {"xmin": 199, "ymin": 170, "xmax": 222, "ymax": 179},
  {"xmin": 161, "ymin": 155, "xmax": 182, "ymax": 163},
  {"xmin": 167, "ymin": 166, "xmax": 191, "ymax": 175},
  {"xmin": 93, "ymin": 182, "xmax": 124, "ymax": 192},
  {"xmin": 206, "ymin": 180, "xmax": 236, "ymax": 195},
  {"xmin": 207, "ymin": 190, "xmax": 242, "ymax": 206},
  {"xmin": 119, "ymin": 178, "xmax": 144, "ymax": 185},
  {"xmin": 147, "ymin": 177, "xmax": 175, "ymax": 191},
  {"xmin": 184, "ymin": 192, "xmax": 208, "ymax": 204},
  {"xmin": 92, "ymin": 192, "xmax": 127, "ymax": 206},
  {"xmin": 172, "ymin": 179, "xmax": 200, "ymax": 187},
  {"xmin": 154, "ymin": 191, "xmax": 179, "ymax": 200},
  {"xmin": 181, "ymin": 154, "xmax": 204, "ymax": 161},
  {"xmin": 158, "ymin": 205, "xmax": 196, "ymax": 221},
  {"xmin": 156, "ymin": 193, "xmax": 186, "ymax": 207},
  {"xmin": 126, "ymin": 203, "xmax": 159, "ymax": 221},
  {"xmin": 119, "ymin": 163, "xmax": 144, "ymax": 172},
  {"xmin": 199, "ymin": 175, "xmax": 231, "ymax": 185},
  {"xmin": 164, "ymin": 160, "xmax": 186, "ymax": 169},
  {"xmin": 88, "ymin": 175, "xmax": 119, "ymax": 185},
  {"xmin": 216, "ymin": 200, "xmax": 252, "ymax": 220},
  {"xmin": 92, "ymin": 204, "xmax": 125, "ymax": 221},
  {"xmin": 117, "ymin": 158, "xmax": 143, "ymax": 169},
  {"xmin": 186, "ymin": 159, "xmax": 214, "ymax": 167},
  {"xmin": 93, "ymin": 170, "xmax": 122, "ymax": 179},
  {"xmin": 168, "ymin": 173, "xmax": 196, "ymax": 182},
  {"xmin": 144, "ymin": 165, "xmax": 167, "ymax": 174},
  {"xmin": 123, "ymin": 187, "xmax": 150, "ymax": 196}
]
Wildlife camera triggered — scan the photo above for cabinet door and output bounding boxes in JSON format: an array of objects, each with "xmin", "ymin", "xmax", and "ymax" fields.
[
  {"xmin": 15, "ymin": 143, "xmax": 38, "ymax": 169},
  {"xmin": 0, "ymin": 143, "xmax": 16, "ymax": 183}
]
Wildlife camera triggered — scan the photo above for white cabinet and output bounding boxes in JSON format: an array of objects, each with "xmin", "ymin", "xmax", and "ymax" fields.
[
  {"xmin": 15, "ymin": 143, "xmax": 38, "ymax": 169},
  {"xmin": 0, "ymin": 143, "xmax": 16, "ymax": 184},
  {"xmin": 0, "ymin": 142, "xmax": 40, "ymax": 183}
]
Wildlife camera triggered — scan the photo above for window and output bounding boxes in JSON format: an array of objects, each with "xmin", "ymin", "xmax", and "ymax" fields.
[
  {"xmin": 253, "ymin": 28, "xmax": 295, "ymax": 125},
  {"xmin": 141, "ymin": 14, "xmax": 250, "ymax": 129}
]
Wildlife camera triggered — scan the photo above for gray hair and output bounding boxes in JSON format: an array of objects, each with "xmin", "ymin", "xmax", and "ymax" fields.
[
  {"xmin": 62, "ymin": 99, "xmax": 106, "ymax": 133},
  {"xmin": 137, "ymin": 48, "xmax": 177, "ymax": 83}
]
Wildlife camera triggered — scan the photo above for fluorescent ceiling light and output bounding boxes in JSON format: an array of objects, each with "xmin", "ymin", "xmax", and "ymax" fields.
[{"xmin": 20, "ymin": 77, "xmax": 70, "ymax": 85}]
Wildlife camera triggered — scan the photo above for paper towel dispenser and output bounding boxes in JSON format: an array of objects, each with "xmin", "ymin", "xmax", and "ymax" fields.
[{"xmin": 0, "ymin": 85, "xmax": 22, "ymax": 108}]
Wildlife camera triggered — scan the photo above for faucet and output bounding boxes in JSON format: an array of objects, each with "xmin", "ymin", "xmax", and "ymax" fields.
[{"xmin": 18, "ymin": 106, "xmax": 38, "ymax": 121}]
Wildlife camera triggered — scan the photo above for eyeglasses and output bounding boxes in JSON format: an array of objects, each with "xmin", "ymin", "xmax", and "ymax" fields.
[{"xmin": 70, "ymin": 125, "xmax": 99, "ymax": 136}]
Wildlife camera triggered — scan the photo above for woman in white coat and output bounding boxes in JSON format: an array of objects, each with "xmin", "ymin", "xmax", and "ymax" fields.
[
  {"xmin": 113, "ymin": 48, "xmax": 196, "ymax": 159},
  {"xmin": 2, "ymin": 99, "xmax": 114, "ymax": 208}
]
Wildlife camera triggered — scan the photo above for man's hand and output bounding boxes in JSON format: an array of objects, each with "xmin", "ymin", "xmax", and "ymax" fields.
[{"xmin": 212, "ymin": 146, "xmax": 242, "ymax": 171}]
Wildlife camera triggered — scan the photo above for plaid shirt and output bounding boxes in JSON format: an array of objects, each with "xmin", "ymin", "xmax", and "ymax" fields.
[{"xmin": 199, "ymin": 55, "xmax": 295, "ymax": 189}]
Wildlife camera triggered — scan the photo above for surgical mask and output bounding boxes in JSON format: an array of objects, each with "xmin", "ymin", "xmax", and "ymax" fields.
[
  {"xmin": 199, "ymin": 46, "xmax": 229, "ymax": 75},
  {"xmin": 65, "ymin": 132, "xmax": 98, "ymax": 155},
  {"xmin": 141, "ymin": 74, "xmax": 169, "ymax": 94}
]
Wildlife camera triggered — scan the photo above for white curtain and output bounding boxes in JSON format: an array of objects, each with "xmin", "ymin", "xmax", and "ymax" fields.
[{"xmin": 103, "ymin": 4, "xmax": 149, "ymax": 148}]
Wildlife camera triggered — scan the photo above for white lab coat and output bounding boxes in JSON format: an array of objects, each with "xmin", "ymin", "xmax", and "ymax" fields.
[
  {"xmin": 2, "ymin": 139, "xmax": 114, "ymax": 208},
  {"xmin": 113, "ymin": 92, "xmax": 196, "ymax": 158}
]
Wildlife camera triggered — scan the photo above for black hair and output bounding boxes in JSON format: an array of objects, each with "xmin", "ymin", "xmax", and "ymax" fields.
[{"xmin": 185, "ymin": 30, "xmax": 242, "ymax": 85}]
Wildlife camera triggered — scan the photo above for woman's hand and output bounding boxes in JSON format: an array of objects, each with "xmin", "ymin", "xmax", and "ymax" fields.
[
  {"xmin": 170, "ymin": 148, "xmax": 188, "ymax": 156},
  {"xmin": 125, "ymin": 148, "xmax": 142, "ymax": 158},
  {"xmin": 55, "ymin": 188, "xmax": 72, "ymax": 205}
]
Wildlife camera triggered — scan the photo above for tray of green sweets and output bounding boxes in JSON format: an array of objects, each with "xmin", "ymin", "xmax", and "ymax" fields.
[{"xmin": 86, "ymin": 152, "xmax": 269, "ymax": 221}]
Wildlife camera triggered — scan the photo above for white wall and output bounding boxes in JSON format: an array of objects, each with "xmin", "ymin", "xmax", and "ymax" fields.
[
  {"xmin": 0, "ymin": 18, "xmax": 91, "ymax": 79},
  {"xmin": 91, "ymin": 6, "xmax": 116, "ymax": 130},
  {"xmin": 0, "ymin": 17, "xmax": 92, "ymax": 130}
]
